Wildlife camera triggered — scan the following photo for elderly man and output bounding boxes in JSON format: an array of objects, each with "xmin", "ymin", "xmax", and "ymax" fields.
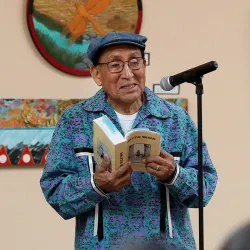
[{"xmin": 40, "ymin": 31, "xmax": 218, "ymax": 249}]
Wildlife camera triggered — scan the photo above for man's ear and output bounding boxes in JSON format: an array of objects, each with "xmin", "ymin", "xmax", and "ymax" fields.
[{"xmin": 90, "ymin": 65, "xmax": 102, "ymax": 86}]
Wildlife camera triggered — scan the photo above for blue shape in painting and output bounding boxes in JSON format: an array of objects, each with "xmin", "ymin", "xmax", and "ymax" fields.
[
  {"xmin": 33, "ymin": 18, "xmax": 90, "ymax": 54},
  {"xmin": 0, "ymin": 128, "xmax": 54, "ymax": 164}
]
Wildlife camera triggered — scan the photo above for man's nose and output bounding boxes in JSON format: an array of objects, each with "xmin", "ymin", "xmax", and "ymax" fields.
[{"xmin": 122, "ymin": 62, "xmax": 134, "ymax": 77}]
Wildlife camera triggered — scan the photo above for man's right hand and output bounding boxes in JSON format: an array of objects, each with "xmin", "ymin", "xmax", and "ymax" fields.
[{"xmin": 94, "ymin": 154, "xmax": 132, "ymax": 193}]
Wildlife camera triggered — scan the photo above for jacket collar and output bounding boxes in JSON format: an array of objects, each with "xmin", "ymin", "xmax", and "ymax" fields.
[{"xmin": 82, "ymin": 86, "xmax": 171, "ymax": 119}]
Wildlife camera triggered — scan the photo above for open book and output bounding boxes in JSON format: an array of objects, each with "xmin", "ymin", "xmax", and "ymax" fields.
[{"xmin": 93, "ymin": 115, "xmax": 162, "ymax": 172}]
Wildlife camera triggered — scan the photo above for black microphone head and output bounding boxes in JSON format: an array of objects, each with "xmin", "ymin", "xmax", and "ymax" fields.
[{"xmin": 160, "ymin": 76, "xmax": 174, "ymax": 91}]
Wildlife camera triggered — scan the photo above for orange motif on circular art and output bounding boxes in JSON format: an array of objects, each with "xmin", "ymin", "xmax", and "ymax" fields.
[{"xmin": 26, "ymin": 0, "xmax": 143, "ymax": 76}]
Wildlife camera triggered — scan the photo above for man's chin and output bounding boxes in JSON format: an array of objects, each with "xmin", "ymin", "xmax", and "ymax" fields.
[{"xmin": 120, "ymin": 93, "xmax": 143, "ymax": 105}]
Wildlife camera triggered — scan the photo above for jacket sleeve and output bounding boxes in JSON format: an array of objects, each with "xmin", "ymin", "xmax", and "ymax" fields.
[
  {"xmin": 40, "ymin": 111, "xmax": 107, "ymax": 220},
  {"xmin": 166, "ymin": 111, "xmax": 218, "ymax": 208}
]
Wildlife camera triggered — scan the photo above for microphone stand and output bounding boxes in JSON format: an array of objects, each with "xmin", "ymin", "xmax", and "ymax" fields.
[
  {"xmin": 161, "ymin": 60, "xmax": 218, "ymax": 249},
  {"xmin": 191, "ymin": 77, "xmax": 204, "ymax": 250}
]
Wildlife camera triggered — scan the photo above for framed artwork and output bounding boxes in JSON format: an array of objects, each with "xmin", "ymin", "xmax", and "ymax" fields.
[
  {"xmin": 26, "ymin": 0, "xmax": 143, "ymax": 76},
  {"xmin": 0, "ymin": 99, "xmax": 81, "ymax": 166},
  {"xmin": 153, "ymin": 84, "xmax": 180, "ymax": 95},
  {"xmin": 145, "ymin": 52, "xmax": 150, "ymax": 66},
  {"xmin": 0, "ymin": 98, "xmax": 187, "ymax": 166}
]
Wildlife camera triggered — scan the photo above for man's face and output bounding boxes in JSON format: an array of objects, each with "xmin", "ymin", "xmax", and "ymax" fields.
[{"xmin": 91, "ymin": 44, "xmax": 146, "ymax": 106}]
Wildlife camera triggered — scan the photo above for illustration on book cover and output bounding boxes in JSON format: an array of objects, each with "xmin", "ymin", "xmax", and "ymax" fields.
[{"xmin": 97, "ymin": 140, "xmax": 112, "ymax": 162}]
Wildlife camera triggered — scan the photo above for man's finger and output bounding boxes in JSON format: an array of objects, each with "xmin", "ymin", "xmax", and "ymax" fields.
[
  {"xmin": 103, "ymin": 154, "xmax": 110, "ymax": 163},
  {"xmin": 114, "ymin": 161, "xmax": 132, "ymax": 178},
  {"xmin": 160, "ymin": 149, "xmax": 174, "ymax": 160},
  {"xmin": 145, "ymin": 162, "xmax": 159, "ymax": 171},
  {"xmin": 146, "ymin": 165, "xmax": 161, "ymax": 177},
  {"xmin": 97, "ymin": 154, "xmax": 111, "ymax": 172},
  {"xmin": 145, "ymin": 155, "xmax": 169, "ymax": 165}
]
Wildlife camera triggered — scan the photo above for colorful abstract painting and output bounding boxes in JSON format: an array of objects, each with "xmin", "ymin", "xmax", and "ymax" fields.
[
  {"xmin": 0, "ymin": 98, "xmax": 187, "ymax": 166},
  {"xmin": 0, "ymin": 99, "xmax": 81, "ymax": 166},
  {"xmin": 26, "ymin": 0, "xmax": 143, "ymax": 76}
]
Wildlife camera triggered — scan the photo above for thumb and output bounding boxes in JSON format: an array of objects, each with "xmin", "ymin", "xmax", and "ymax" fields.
[
  {"xmin": 160, "ymin": 148, "xmax": 168, "ymax": 158},
  {"xmin": 103, "ymin": 154, "xmax": 110, "ymax": 164},
  {"xmin": 98, "ymin": 154, "xmax": 111, "ymax": 172}
]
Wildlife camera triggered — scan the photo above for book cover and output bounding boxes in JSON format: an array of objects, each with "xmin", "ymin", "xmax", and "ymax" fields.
[{"xmin": 93, "ymin": 115, "xmax": 162, "ymax": 172}]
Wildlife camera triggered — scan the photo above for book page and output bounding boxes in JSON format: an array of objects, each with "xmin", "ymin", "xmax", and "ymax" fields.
[{"xmin": 125, "ymin": 130, "xmax": 162, "ymax": 171}]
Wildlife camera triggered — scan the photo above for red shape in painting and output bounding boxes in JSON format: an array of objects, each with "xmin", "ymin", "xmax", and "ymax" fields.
[
  {"xmin": 18, "ymin": 145, "xmax": 35, "ymax": 165},
  {"xmin": 0, "ymin": 145, "xmax": 11, "ymax": 166},
  {"xmin": 40, "ymin": 145, "xmax": 49, "ymax": 164}
]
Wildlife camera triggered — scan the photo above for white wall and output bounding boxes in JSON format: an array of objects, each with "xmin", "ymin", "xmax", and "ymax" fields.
[{"xmin": 1, "ymin": 1, "xmax": 250, "ymax": 249}]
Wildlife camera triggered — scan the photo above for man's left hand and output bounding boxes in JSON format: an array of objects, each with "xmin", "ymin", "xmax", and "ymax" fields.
[{"xmin": 145, "ymin": 149, "xmax": 176, "ymax": 182}]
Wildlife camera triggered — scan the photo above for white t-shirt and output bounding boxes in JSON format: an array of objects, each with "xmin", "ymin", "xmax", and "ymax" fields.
[{"xmin": 115, "ymin": 111, "xmax": 138, "ymax": 135}]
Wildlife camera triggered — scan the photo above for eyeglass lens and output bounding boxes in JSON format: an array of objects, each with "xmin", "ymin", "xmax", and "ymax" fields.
[{"xmin": 108, "ymin": 58, "xmax": 143, "ymax": 72}]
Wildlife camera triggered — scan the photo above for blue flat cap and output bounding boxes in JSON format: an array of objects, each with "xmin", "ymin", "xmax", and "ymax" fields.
[{"xmin": 87, "ymin": 31, "xmax": 147, "ymax": 64}]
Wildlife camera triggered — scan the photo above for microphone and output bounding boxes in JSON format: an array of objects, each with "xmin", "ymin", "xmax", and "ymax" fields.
[{"xmin": 160, "ymin": 61, "xmax": 218, "ymax": 91}]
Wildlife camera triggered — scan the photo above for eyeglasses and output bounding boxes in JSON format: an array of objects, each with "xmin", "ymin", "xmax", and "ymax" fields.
[{"xmin": 97, "ymin": 57, "xmax": 144, "ymax": 73}]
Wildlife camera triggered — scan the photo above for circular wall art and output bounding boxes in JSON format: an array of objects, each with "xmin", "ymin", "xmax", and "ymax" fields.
[{"xmin": 26, "ymin": 0, "xmax": 143, "ymax": 76}]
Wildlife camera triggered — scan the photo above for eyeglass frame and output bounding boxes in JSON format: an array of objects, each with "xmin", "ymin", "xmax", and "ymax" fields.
[{"xmin": 96, "ymin": 57, "xmax": 145, "ymax": 73}]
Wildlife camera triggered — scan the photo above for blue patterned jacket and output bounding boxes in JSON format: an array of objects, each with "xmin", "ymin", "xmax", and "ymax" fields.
[{"xmin": 40, "ymin": 87, "xmax": 218, "ymax": 250}]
